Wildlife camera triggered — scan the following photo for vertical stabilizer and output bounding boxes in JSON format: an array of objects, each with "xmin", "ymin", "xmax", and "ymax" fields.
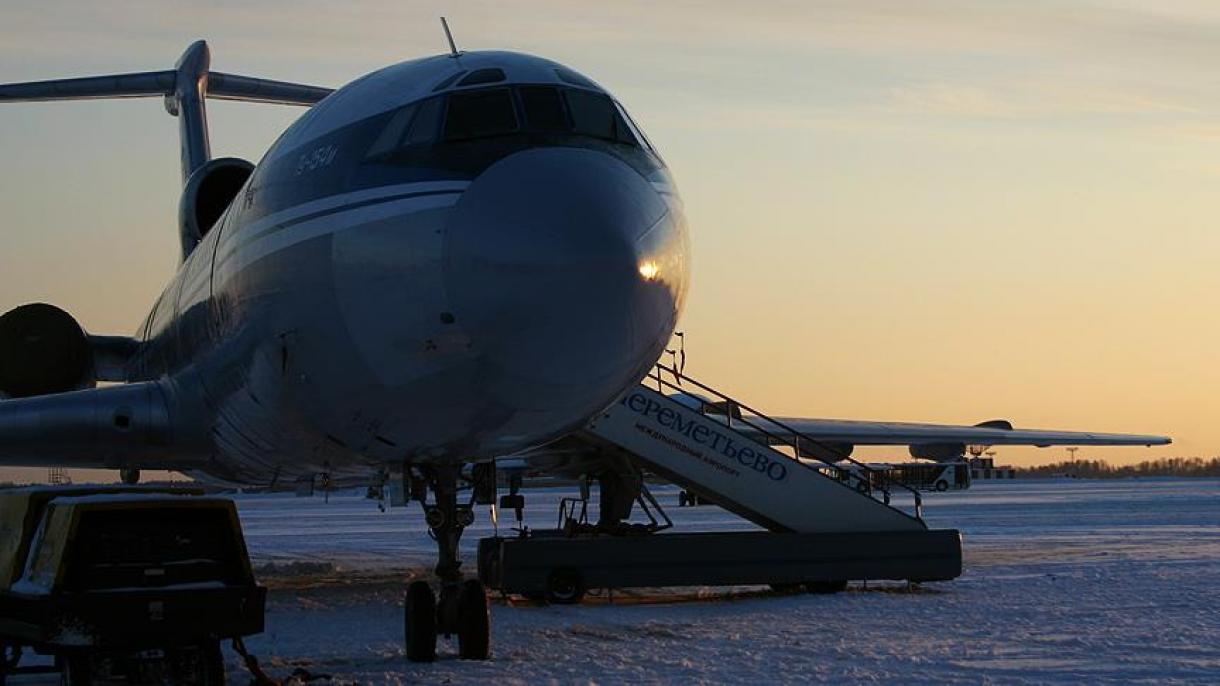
[{"xmin": 166, "ymin": 40, "xmax": 213, "ymax": 184}]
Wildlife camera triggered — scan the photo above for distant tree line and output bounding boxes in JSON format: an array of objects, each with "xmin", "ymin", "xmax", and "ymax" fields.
[{"xmin": 1017, "ymin": 457, "xmax": 1220, "ymax": 478}]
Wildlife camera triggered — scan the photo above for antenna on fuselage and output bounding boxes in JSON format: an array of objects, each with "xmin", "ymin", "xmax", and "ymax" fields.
[{"xmin": 440, "ymin": 17, "xmax": 462, "ymax": 57}]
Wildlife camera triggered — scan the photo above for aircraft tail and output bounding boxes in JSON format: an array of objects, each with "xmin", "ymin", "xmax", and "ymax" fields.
[{"xmin": 0, "ymin": 40, "xmax": 333, "ymax": 260}]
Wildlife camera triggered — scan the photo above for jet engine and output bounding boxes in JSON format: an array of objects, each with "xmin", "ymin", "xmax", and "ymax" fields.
[
  {"xmin": 796, "ymin": 438, "xmax": 853, "ymax": 462},
  {"xmin": 0, "ymin": 303, "xmax": 95, "ymax": 398},
  {"xmin": 908, "ymin": 443, "xmax": 966, "ymax": 462},
  {"xmin": 179, "ymin": 156, "xmax": 254, "ymax": 255}
]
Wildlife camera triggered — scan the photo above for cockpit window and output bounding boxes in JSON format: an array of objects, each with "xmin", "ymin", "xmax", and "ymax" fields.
[
  {"xmin": 613, "ymin": 100, "xmax": 656, "ymax": 154},
  {"xmin": 565, "ymin": 89, "xmax": 638, "ymax": 146},
  {"xmin": 444, "ymin": 88, "xmax": 519, "ymax": 141},
  {"xmin": 403, "ymin": 97, "xmax": 443, "ymax": 146},
  {"xmin": 364, "ymin": 103, "xmax": 416, "ymax": 158},
  {"xmin": 457, "ymin": 68, "xmax": 506, "ymax": 87},
  {"xmin": 519, "ymin": 86, "xmax": 568, "ymax": 131},
  {"xmin": 565, "ymin": 89, "xmax": 615, "ymax": 139}
]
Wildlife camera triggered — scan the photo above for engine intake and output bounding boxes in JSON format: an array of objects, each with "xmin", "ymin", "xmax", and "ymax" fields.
[
  {"xmin": 179, "ymin": 156, "xmax": 254, "ymax": 256},
  {"xmin": 0, "ymin": 303, "xmax": 95, "ymax": 398}
]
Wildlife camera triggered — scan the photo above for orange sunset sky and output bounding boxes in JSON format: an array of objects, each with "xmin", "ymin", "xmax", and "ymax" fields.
[{"xmin": 1, "ymin": 1, "xmax": 1216, "ymax": 481}]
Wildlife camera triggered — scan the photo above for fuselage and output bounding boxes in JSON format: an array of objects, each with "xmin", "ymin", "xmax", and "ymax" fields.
[{"xmin": 127, "ymin": 52, "xmax": 690, "ymax": 485}]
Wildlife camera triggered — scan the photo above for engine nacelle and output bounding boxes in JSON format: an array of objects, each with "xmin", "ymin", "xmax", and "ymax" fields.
[
  {"xmin": 0, "ymin": 303, "xmax": 95, "ymax": 398},
  {"xmin": 796, "ymin": 438, "xmax": 853, "ymax": 462},
  {"xmin": 909, "ymin": 443, "xmax": 966, "ymax": 462},
  {"xmin": 179, "ymin": 156, "xmax": 254, "ymax": 257}
]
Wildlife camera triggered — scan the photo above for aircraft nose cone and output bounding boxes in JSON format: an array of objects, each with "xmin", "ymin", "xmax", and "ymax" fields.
[{"xmin": 444, "ymin": 147, "xmax": 688, "ymax": 423}]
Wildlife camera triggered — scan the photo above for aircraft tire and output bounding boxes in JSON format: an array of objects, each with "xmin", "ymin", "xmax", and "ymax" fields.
[
  {"xmin": 457, "ymin": 580, "xmax": 491, "ymax": 660},
  {"xmin": 404, "ymin": 580, "xmax": 437, "ymax": 663}
]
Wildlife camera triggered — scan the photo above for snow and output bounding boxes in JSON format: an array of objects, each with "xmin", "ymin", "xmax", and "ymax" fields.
[
  {"xmin": 228, "ymin": 479, "xmax": 1220, "ymax": 684},
  {"xmin": 8, "ymin": 479, "xmax": 1220, "ymax": 683}
]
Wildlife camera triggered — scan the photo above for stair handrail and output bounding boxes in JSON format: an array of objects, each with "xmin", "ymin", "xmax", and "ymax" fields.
[{"xmin": 646, "ymin": 363, "xmax": 923, "ymax": 519}]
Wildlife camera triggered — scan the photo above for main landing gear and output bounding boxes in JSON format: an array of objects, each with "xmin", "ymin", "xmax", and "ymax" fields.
[{"xmin": 403, "ymin": 465, "xmax": 491, "ymax": 662}]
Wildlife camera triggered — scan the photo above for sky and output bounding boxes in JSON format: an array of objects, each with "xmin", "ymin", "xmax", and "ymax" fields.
[{"xmin": 1, "ymin": 1, "xmax": 1216, "ymax": 481}]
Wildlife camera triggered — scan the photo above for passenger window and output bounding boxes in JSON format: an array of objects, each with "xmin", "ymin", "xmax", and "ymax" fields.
[
  {"xmin": 365, "ymin": 104, "xmax": 416, "ymax": 158},
  {"xmin": 444, "ymin": 89, "xmax": 519, "ymax": 141},
  {"xmin": 403, "ymin": 97, "xmax": 443, "ymax": 147},
  {"xmin": 565, "ymin": 89, "xmax": 615, "ymax": 139},
  {"xmin": 519, "ymin": 86, "xmax": 567, "ymax": 131}
]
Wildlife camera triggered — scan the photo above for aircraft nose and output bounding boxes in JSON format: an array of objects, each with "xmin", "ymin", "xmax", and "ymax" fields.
[{"xmin": 444, "ymin": 147, "xmax": 688, "ymax": 418}]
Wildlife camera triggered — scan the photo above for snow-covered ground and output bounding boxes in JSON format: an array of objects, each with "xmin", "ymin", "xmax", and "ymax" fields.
[
  {"xmin": 224, "ymin": 478, "xmax": 1220, "ymax": 684},
  {"xmin": 8, "ymin": 479, "xmax": 1217, "ymax": 684}
]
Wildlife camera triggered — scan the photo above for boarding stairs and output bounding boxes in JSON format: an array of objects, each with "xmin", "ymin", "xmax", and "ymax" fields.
[{"xmin": 582, "ymin": 365, "xmax": 926, "ymax": 534}]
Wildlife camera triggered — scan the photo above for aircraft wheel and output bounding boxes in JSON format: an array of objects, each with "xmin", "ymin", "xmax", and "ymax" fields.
[
  {"xmin": 545, "ymin": 569, "xmax": 584, "ymax": 605},
  {"xmin": 457, "ymin": 580, "xmax": 490, "ymax": 660},
  {"xmin": 805, "ymin": 580, "xmax": 848, "ymax": 594},
  {"xmin": 678, "ymin": 491, "xmax": 688, "ymax": 507},
  {"xmin": 934, "ymin": 479, "xmax": 949, "ymax": 492},
  {"xmin": 404, "ymin": 580, "xmax": 437, "ymax": 663}
]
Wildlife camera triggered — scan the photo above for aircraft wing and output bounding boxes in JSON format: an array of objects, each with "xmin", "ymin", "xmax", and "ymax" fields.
[
  {"xmin": 760, "ymin": 417, "xmax": 1171, "ymax": 448},
  {"xmin": 664, "ymin": 390, "xmax": 1169, "ymax": 455}
]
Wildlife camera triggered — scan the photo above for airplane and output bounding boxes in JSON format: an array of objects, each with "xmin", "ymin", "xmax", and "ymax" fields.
[{"xmin": 0, "ymin": 29, "xmax": 1170, "ymax": 662}]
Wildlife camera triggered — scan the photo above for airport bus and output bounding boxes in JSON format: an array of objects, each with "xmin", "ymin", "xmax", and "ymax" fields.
[
  {"xmin": 885, "ymin": 461, "xmax": 971, "ymax": 491},
  {"xmin": 823, "ymin": 461, "xmax": 971, "ymax": 492}
]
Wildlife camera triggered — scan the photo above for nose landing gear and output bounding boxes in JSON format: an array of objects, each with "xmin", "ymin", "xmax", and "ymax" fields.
[{"xmin": 403, "ymin": 465, "xmax": 491, "ymax": 662}]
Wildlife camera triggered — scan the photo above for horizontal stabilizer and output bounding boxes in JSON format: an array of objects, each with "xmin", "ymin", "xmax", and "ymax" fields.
[
  {"xmin": 0, "ymin": 70, "xmax": 331, "ymax": 107},
  {"xmin": 0, "ymin": 70, "xmax": 176, "ymax": 101},
  {"xmin": 206, "ymin": 72, "xmax": 332, "ymax": 105}
]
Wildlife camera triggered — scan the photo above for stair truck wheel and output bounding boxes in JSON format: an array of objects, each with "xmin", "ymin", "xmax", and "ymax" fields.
[
  {"xmin": 545, "ymin": 568, "xmax": 585, "ymax": 605},
  {"xmin": 457, "ymin": 579, "xmax": 491, "ymax": 660},
  {"xmin": 404, "ymin": 580, "xmax": 438, "ymax": 663},
  {"xmin": 934, "ymin": 479, "xmax": 949, "ymax": 492}
]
